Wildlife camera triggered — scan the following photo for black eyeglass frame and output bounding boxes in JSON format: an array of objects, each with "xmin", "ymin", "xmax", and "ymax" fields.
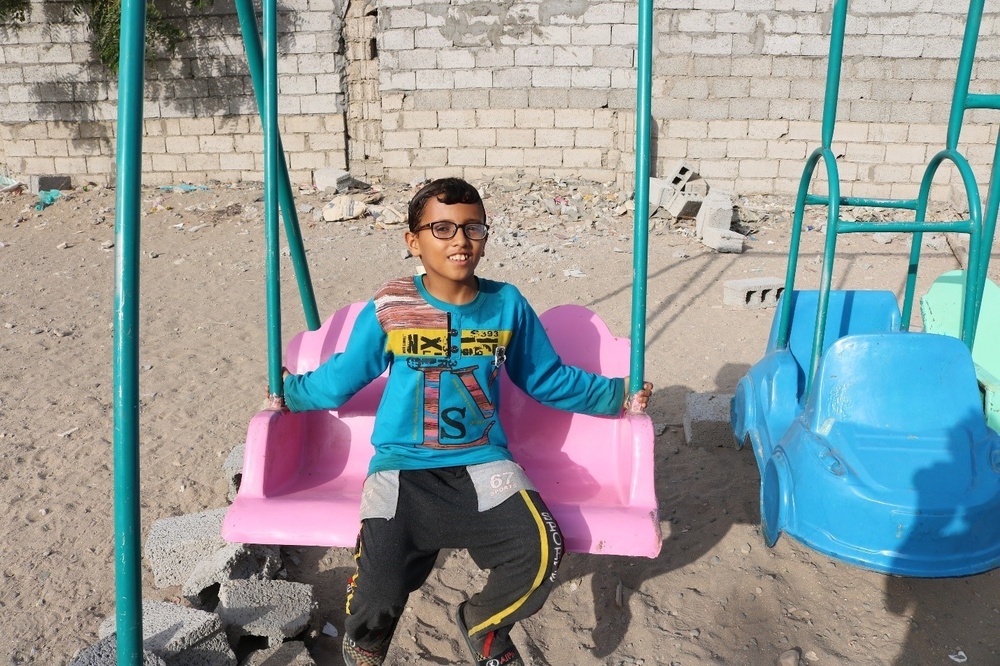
[{"xmin": 412, "ymin": 221, "xmax": 490, "ymax": 240}]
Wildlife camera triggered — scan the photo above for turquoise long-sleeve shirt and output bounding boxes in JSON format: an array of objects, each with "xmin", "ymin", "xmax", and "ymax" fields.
[{"xmin": 284, "ymin": 275, "xmax": 625, "ymax": 474}]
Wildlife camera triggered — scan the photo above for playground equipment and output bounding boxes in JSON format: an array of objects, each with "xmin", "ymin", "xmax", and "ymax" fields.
[
  {"xmin": 114, "ymin": 0, "xmax": 658, "ymax": 654},
  {"xmin": 923, "ymin": 271, "xmax": 1000, "ymax": 433},
  {"xmin": 223, "ymin": 302, "xmax": 661, "ymax": 557},
  {"xmin": 217, "ymin": 0, "xmax": 662, "ymax": 555},
  {"xmin": 731, "ymin": 0, "xmax": 1000, "ymax": 577},
  {"xmin": 917, "ymin": 1, "xmax": 1000, "ymax": 435}
]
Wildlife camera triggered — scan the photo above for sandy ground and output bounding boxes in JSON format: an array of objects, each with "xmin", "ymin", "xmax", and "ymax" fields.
[{"xmin": 2, "ymin": 178, "xmax": 1000, "ymax": 666}]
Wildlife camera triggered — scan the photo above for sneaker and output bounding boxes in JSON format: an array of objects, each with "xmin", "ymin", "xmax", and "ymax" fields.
[
  {"xmin": 342, "ymin": 635, "xmax": 389, "ymax": 666},
  {"xmin": 454, "ymin": 602, "xmax": 525, "ymax": 666}
]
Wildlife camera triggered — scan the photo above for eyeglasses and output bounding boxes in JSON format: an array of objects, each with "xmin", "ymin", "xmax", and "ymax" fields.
[{"xmin": 413, "ymin": 221, "xmax": 490, "ymax": 241}]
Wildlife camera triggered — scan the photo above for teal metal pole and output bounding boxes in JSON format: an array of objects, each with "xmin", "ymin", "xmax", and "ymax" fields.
[
  {"xmin": 628, "ymin": 0, "xmax": 652, "ymax": 401},
  {"xmin": 263, "ymin": 0, "xmax": 283, "ymax": 397},
  {"xmin": 113, "ymin": 0, "xmax": 147, "ymax": 660},
  {"xmin": 233, "ymin": 0, "xmax": 321, "ymax": 332},
  {"xmin": 946, "ymin": 0, "xmax": 984, "ymax": 151},
  {"xmin": 820, "ymin": 0, "xmax": 848, "ymax": 149}
]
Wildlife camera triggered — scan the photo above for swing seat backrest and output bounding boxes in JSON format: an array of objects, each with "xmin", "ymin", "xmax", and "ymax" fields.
[{"xmin": 222, "ymin": 302, "xmax": 662, "ymax": 558}]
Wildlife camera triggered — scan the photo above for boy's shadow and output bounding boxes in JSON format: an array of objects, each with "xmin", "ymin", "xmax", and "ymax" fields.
[
  {"xmin": 542, "ymin": 362, "xmax": 757, "ymax": 660},
  {"xmin": 884, "ymin": 408, "xmax": 1000, "ymax": 664}
]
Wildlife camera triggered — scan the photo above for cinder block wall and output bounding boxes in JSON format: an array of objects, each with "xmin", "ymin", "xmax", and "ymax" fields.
[
  {"xmin": 375, "ymin": 0, "xmax": 638, "ymax": 187},
  {"xmin": 376, "ymin": 0, "xmax": 1000, "ymax": 198},
  {"xmin": 0, "ymin": 0, "xmax": 349, "ymax": 187},
  {"xmin": 650, "ymin": 0, "xmax": 1000, "ymax": 199},
  {"xmin": 2, "ymin": 0, "xmax": 999, "ymax": 197}
]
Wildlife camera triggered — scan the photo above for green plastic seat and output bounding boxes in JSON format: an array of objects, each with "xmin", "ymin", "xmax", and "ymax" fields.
[{"xmin": 921, "ymin": 269, "xmax": 1000, "ymax": 433}]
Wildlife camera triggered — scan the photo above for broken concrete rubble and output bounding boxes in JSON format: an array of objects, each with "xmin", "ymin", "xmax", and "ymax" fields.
[
  {"xmin": 68, "ymin": 635, "xmax": 166, "ymax": 666},
  {"xmin": 97, "ymin": 600, "xmax": 236, "ymax": 666},
  {"xmin": 322, "ymin": 195, "xmax": 368, "ymax": 222},
  {"xmin": 144, "ymin": 508, "xmax": 229, "ymax": 588},
  {"xmin": 242, "ymin": 641, "xmax": 316, "ymax": 666},
  {"xmin": 183, "ymin": 542, "xmax": 283, "ymax": 604},
  {"xmin": 217, "ymin": 579, "xmax": 317, "ymax": 647}
]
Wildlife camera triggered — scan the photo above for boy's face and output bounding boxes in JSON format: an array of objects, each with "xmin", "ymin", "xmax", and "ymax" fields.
[{"xmin": 405, "ymin": 197, "xmax": 487, "ymax": 297}]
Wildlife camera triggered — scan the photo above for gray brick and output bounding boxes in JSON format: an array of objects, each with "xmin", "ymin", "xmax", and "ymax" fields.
[
  {"xmin": 665, "ymin": 189, "xmax": 702, "ymax": 218},
  {"xmin": 28, "ymin": 174, "xmax": 72, "ymax": 193},
  {"xmin": 702, "ymin": 227, "xmax": 746, "ymax": 253},
  {"xmin": 663, "ymin": 159, "xmax": 695, "ymax": 189},
  {"xmin": 683, "ymin": 393, "xmax": 735, "ymax": 447},
  {"xmin": 723, "ymin": 277, "xmax": 786, "ymax": 310}
]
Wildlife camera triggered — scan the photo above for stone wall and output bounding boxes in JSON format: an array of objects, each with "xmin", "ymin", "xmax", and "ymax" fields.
[
  {"xmin": 649, "ymin": 0, "xmax": 1000, "ymax": 199},
  {"xmin": 1, "ymin": 0, "xmax": 999, "ymax": 197},
  {"xmin": 0, "ymin": 0, "xmax": 349, "ymax": 186}
]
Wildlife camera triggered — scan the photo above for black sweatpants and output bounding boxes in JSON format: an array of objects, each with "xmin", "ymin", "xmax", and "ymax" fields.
[{"xmin": 344, "ymin": 466, "xmax": 563, "ymax": 652}]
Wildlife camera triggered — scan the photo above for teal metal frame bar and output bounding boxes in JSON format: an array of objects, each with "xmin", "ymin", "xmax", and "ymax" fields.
[
  {"xmin": 778, "ymin": 0, "xmax": 991, "ymax": 394},
  {"xmin": 234, "ymin": 0, "xmax": 321, "ymax": 337},
  {"xmin": 113, "ymin": 0, "xmax": 147, "ymax": 660},
  {"xmin": 629, "ymin": 0, "xmax": 652, "ymax": 401}
]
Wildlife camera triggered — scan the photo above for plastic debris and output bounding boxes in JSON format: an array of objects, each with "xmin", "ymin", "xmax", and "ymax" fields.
[
  {"xmin": 322, "ymin": 196, "xmax": 368, "ymax": 222},
  {"xmin": 0, "ymin": 175, "xmax": 24, "ymax": 193},
  {"xmin": 35, "ymin": 190, "xmax": 62, "ymax": 210},
  {"xmin": 159, "ymin": 184, "xmax": 209, "ymax": 192},
  {"xmin": 322, "ymin": 622, "xmax": 338, "ymax": 638},
  {"xmin": 949, "ymin": 651, "xmax": 968, "ymax": 663}
]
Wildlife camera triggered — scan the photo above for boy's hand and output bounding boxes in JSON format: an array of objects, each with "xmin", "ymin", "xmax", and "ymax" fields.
[{"xmin": 623, "ymin": 377, "xmax": 653, "ymax": 413}]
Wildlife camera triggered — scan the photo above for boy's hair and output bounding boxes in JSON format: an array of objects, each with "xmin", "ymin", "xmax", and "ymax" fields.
[{"xmin": 407, "ymin": 178, "xmax": 486, "ymax": 232}]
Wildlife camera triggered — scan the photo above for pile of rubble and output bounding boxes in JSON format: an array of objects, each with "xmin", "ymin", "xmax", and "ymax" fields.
[
  {"xmin": 312, "ymin": 163, "xmax": 752, "ymax": 254},
  {"xmin": 69, "ymin": 447, "xmax": 326, "ymax": 666}
]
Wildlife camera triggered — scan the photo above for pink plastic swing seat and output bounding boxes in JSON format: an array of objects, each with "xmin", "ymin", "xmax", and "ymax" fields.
[{"xmin": 222, "ymin": 302, "xmax": 662, "ymax": 558}]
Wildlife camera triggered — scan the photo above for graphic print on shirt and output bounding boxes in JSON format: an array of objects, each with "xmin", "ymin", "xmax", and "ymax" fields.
[{"xmin": 375, "ymin": 279, "xmax": 512, "ymax": 450}]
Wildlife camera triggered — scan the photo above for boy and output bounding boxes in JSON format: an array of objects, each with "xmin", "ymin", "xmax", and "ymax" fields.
[{"xmin": 283, "ymin": 178, "xmax": 652, "ymax": 665}]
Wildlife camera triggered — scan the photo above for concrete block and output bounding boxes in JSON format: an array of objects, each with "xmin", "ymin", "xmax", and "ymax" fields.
[
  {"xmin": 648, "ymin": 177, "xmax": 676, "ymax": 209},
  {"xmin": 144, "ymin": 508, "xmax": 228, "ymax": 588},
  {"xmin": 314, "ymin": 167, "xmax": 368, "ymax": 193},
  {"xmin": 98, "ymin": 600, "xmax": 236, "ymax": 666},
  {"xmin": 183, "ymin": 542, "xmax": 283, "ymax": 604},
  {"xmin": 69, "ymin": 635, "xmax": 166, "ymax": 666},
  {"xmin": 683, "ymin": 176, "xmax": 710, "ymax": 197},
  {"xmin": 683, "ymin": 393, "xmax": 735, "ymax": 447},
  {"xmin": 29, "ymin": 174, "xmax": 72, "ymax": 194},
  {"xmin": 695, "ymin": 194, "xmax": 735, "ymax": 238},
  {"xmin": 664, "ymin": 159, "xmax": 695, "ymax": 189},
  {"xmin": 243, "ymin": 641, "xmax": 316, "ymax": 666},
  {"xmin": 223, "ymin": 443, "xmax": 244, "ymax": 502},
  {"xmin": 218, "ymin": 579, "xmax": 316, "ymax": 647},
  {"xmin": 702, "ymin": 227, "xmax": 745, "ymax": 253},
  {"xmin": 723, "ymin": 277, "xmax": 786, "ymax": 310},
  {"xmin": 313, "ymin": 167, "xmax": 351, "ymax": 192},
  {"xmin": 664, "ymin": 189, "xmax": 703, "ymax": 219}
]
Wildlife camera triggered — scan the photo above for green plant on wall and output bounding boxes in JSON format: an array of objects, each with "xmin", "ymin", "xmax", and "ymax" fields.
[
  {"xmin": 1, "ymin": 0, "xmax": 209, "ymax": 73},
  {"xmin": 0, "ymin": 0, "xmax": 30, "ymax": 23}
]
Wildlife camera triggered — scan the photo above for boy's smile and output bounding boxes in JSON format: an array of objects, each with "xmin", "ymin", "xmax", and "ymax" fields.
[{"xmin": 406, "ymin": 198, "xmax": 487, "ymax": 305}]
